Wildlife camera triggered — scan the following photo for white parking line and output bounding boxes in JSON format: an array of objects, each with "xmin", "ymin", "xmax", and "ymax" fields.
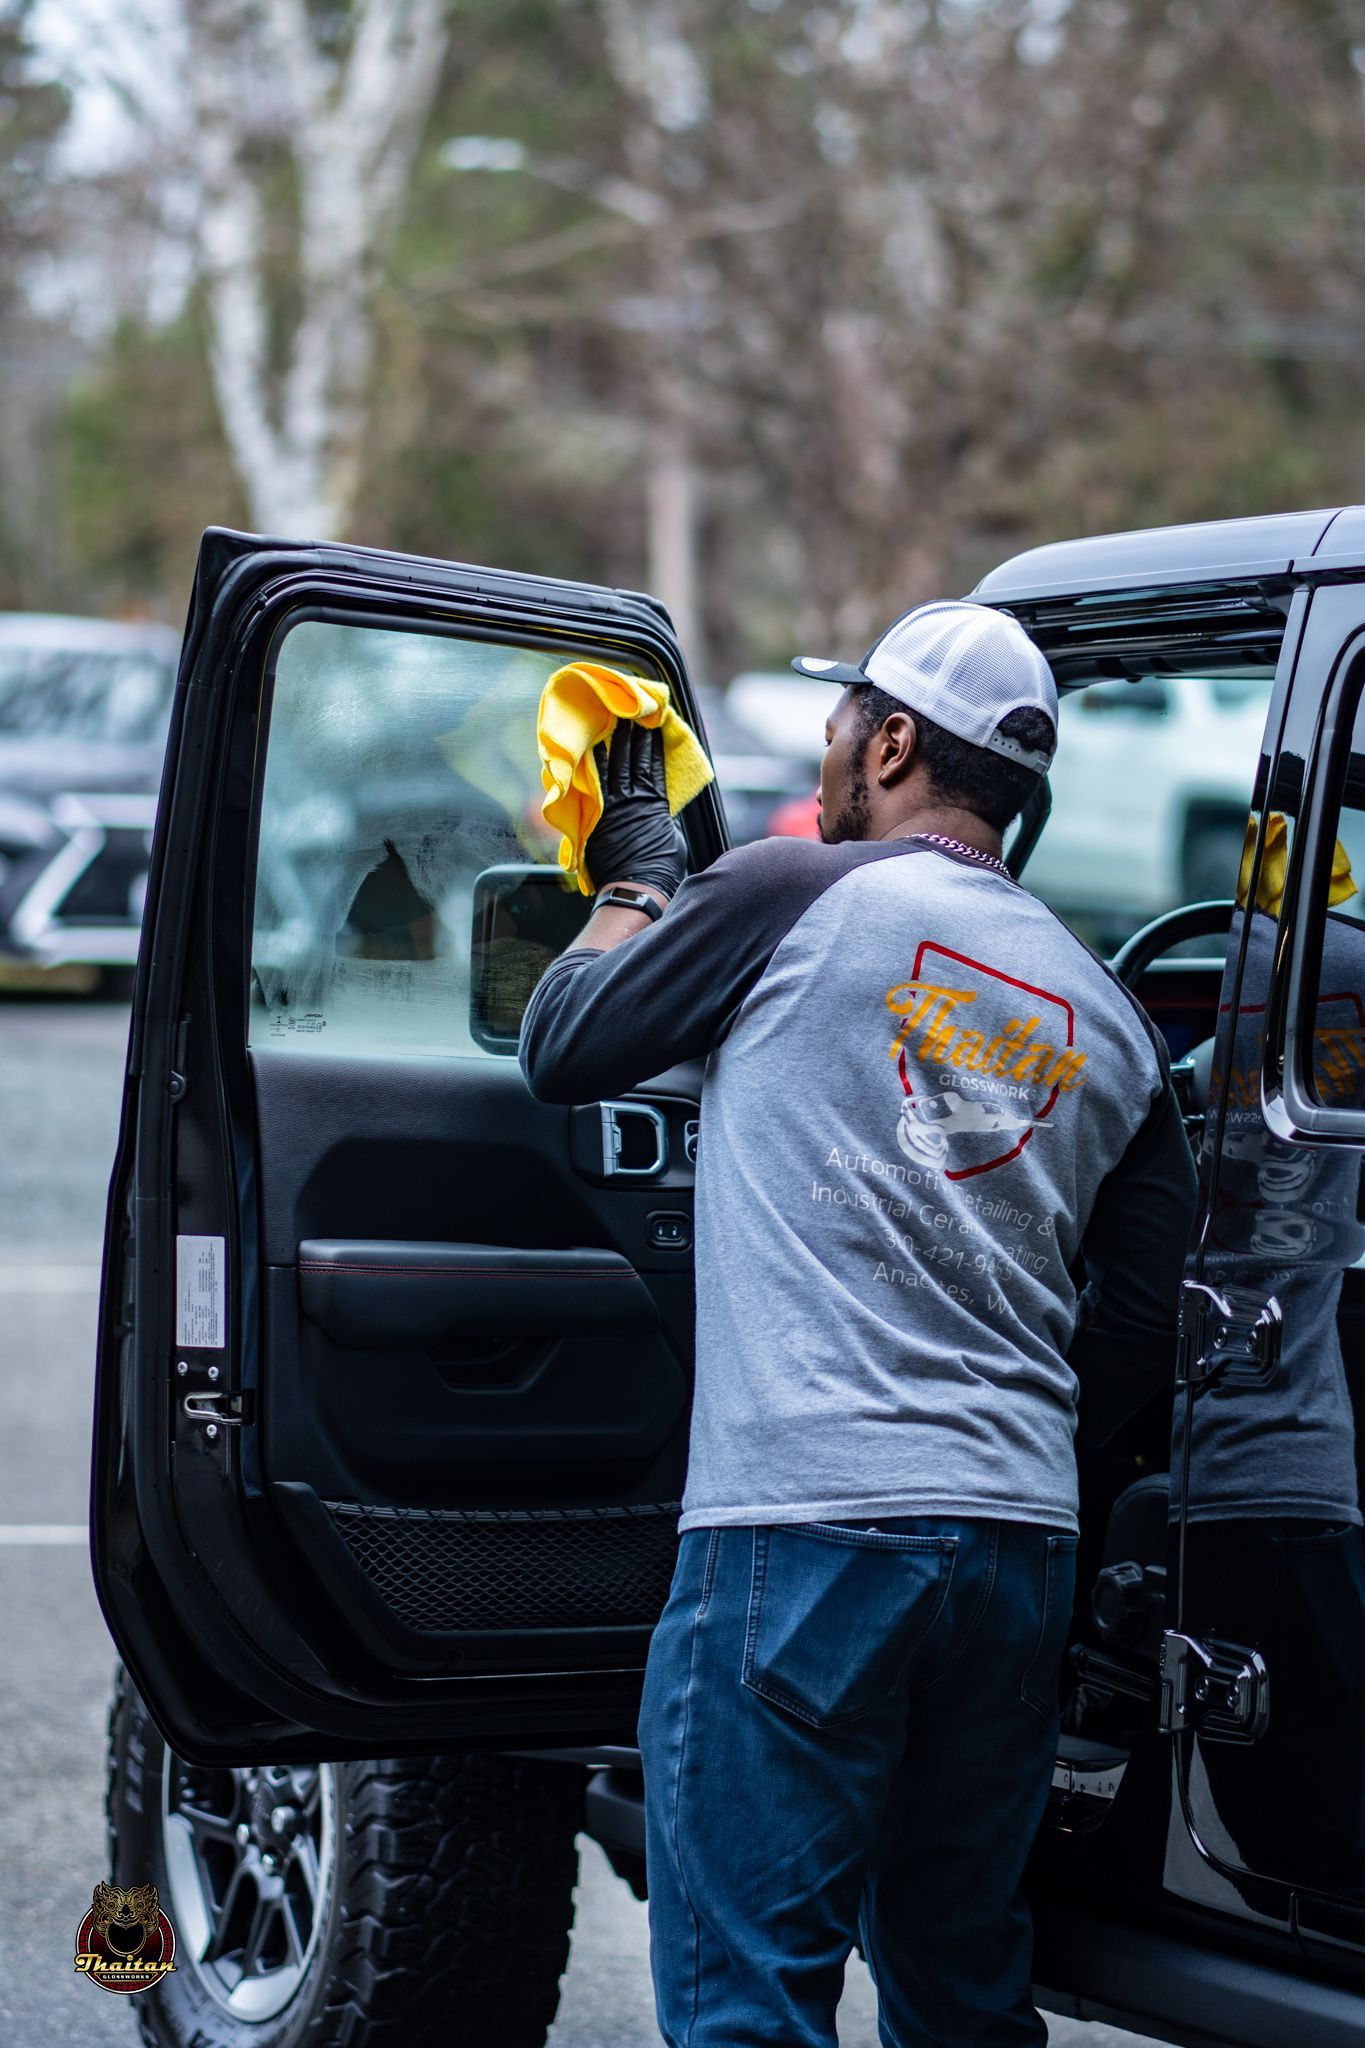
[
  {"xmin": 0, "ymin": 1267, "xmax": 100, "ymax": 1292},
  {"xmin": 0, "ymin": 1525, "xmax": 88, "ymax": 1545}
]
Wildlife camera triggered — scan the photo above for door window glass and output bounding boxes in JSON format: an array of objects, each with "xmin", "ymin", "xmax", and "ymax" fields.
[
  {"xmin": 249, "ymin": 620, "xmax": 644, "ymax": 1059},
  {"xmin": 1304, "ymin": 680, "xmax": 1365, "ymax": 1112}
]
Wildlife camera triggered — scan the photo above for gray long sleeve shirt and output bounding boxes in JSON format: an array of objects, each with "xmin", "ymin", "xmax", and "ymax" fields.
[{"xmin": 521, "ymin": 836, "xmax": 1196, "ymax": 1535}]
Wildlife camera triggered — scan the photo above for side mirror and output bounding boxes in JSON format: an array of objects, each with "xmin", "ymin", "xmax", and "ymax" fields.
[{"xmin": 469, "ymin": 864, "xmax": 592, "ymax": 1054}]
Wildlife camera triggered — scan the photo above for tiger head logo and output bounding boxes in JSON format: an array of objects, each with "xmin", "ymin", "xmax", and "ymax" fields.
[
  {"xmin": 89, "ymin": 1882, "xmax": 161, "ymax": 1960},
  {"xmin": 75, "ymin": 1877, "xmax": 176, "ymax": 1994}
]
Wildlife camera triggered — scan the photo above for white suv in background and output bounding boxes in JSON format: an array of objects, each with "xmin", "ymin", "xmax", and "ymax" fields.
[{"xmin": 1021, "ymin": 673, "xmax": 1269, "ymax": 935}]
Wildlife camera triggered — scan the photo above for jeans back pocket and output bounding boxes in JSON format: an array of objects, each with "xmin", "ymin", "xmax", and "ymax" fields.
[
  {"xmin": 1019, "ymin": 1532, "xmax": 1078, "ymax": 1721},
  {"xmin": 742, "ymin": 1524, "xmax": 957, "ymax": 1729}
]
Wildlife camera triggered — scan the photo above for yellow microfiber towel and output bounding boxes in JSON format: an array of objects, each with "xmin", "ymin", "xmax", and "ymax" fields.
[
  {"xmin": 537, "ymin": 661, "xmax": 714, "ymax": 894},
  {"xmin": 1237, "ymin": 810, "xmax": 1356, "ymax": 918}
]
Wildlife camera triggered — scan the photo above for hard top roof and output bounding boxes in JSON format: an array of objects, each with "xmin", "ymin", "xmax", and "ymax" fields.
[{"xmin": 972, "ymin": 505, "xmax": 1365, "ymax": 605}]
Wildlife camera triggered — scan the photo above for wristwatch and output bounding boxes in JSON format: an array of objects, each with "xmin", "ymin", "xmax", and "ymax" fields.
[{"xmin": 594, "ymin": 885, "xmax": 666, "ymax": 923}]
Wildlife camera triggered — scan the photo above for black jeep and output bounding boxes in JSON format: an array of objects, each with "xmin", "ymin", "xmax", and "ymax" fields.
[{"xmin": 95, "ymin": 510, "xmax": 1365, "ymax": 2045}]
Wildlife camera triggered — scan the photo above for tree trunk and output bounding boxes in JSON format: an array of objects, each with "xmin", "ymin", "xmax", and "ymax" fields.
[
  {"xmin": 187, "ymin": 0, "xmax": 447, "ymax": 541},
  {"xmin": 647, "ymin": 414, "xmax": 704, "ymax": 682}
]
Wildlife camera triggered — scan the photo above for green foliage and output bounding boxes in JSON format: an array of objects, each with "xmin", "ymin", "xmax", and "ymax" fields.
[
  {"xmin": 62, "ymin": 312, "xmax": 247, "ymax": 615},
  {"xmin": 34, "ymin": 0, "xmax": 1365, "ymax": 658},
  {"xmin": 0, "ymin": 3, "xmax": 69, "ymax": 608},
  {"xmin": 0, "ymin": 1, "xmax": 66, "ymax": 286}
]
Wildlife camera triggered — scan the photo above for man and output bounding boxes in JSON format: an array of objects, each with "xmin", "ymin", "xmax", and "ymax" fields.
[{"xmin": 520, "ymin": 600, "xmax": 1196, "ymax": 2048}]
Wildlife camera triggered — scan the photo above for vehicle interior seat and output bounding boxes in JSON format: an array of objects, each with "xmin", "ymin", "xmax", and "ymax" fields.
[
  {"xmin": 1042, "ymin": 1467, "xmax": 1174, "ymax": 1818},
  {"xmin": 1089, "ymin": 1470, "xmax": 1170, "ymax": 1660}
]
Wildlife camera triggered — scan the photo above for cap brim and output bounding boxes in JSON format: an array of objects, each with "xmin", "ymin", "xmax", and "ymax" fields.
[{"xmin": 789, "ymin": 656, "xmax": 869, "ymax": 684}]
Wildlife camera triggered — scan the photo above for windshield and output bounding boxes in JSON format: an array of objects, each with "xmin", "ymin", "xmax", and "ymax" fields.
[
  {"xmin": 0, "ymin": 644, "xmax": 175, "ymax": 744},
  {"xmin": 1010, "ymin": 647, "xmax": 1283, "ymax": 955}
]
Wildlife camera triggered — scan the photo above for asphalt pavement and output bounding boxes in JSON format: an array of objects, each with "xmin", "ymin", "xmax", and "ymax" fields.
[{"xmin": 0, "ymin": 999, "xmax": 1157, "ymax": 2047}]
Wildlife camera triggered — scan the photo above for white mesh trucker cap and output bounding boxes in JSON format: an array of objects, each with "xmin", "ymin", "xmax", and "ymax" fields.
[{"xmin": 792, "ymin": 600, "xmax": 1058, "ymax": 774}]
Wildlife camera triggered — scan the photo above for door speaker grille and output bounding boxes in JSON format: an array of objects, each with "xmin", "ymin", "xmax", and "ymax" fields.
[{"xmin": 324, "ymin": 1499, "xmax": 681, "ymax": 1634}]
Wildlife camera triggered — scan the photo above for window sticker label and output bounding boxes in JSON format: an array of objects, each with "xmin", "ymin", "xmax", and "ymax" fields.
[{"xmin": 176, "ymin": 1235, "xmax": 225, "ymax": 1350}]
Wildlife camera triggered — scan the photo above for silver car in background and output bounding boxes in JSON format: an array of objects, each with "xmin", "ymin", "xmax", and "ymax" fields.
[{"xmin": 0, "ymin": 613, "xmax": 180, "ymax": 988}]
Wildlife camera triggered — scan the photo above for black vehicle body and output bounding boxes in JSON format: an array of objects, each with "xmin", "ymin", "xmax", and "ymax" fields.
[
  {"xmin": 0, "ymin": 612, "xmax": 180, "ymax": 982},
  {"xmin": 93, "ymin": 509, "xmax": 1365, "ymax": 2045}
]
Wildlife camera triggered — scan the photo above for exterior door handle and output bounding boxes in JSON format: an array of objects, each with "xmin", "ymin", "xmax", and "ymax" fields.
[
  {"xmin": 1159, "ymin": 1630, "xmax": 1270, "ymax": 1742},
  {"xmin": 1178, "ymin": 1278, "xmax": 1282, "ymax": 1389}
]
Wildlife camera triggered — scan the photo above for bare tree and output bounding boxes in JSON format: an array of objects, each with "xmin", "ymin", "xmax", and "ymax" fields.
[
  {"xmin": 623, "ymin": 0, "xmax": 1359, "ymax": 648},
  {"xmin": 591, "ymin": 0, "xmax": 713, "ymax": 671},
  {"xmin": 39, "ymin": 0, "xmax": 1365, "ymax": 657},
  {"xmin": 69, "ymin": 0, "xmax": 449, "ymax": 539},
  {"xmin": 0, "ymin": 1, "xmax": 71, "ymax": 604}
]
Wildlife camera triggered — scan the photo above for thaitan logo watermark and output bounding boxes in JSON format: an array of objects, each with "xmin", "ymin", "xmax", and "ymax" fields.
[
  {"xmin": 886, "ymin": 942, "xmax": 1086, "ymax": 1181},
  {"xmin": 74, "ymin": 1881, "xmax": 177, "ymax": 1995}
]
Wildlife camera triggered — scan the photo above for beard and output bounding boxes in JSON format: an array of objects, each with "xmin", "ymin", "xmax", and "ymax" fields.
[{"xmin": 818, "ymin": 771, "xmax": 871, "ymax": 845}]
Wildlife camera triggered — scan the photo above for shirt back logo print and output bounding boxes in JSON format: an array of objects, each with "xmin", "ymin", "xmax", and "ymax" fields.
[{"xmin": 886, "ymin": 943, "xmax": 1088, "ymax": 1181}]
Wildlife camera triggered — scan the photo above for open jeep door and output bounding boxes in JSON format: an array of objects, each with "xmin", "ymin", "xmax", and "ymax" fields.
[
  {"xmin": 972, "ymin": 512, "xmax": 1365, "ymax": 2048},
  {"xmin": 1169, "ymin": 568, "xmax": 1365, "ymax": 1956},
  {"xmin": 93, "ymin": 529, "xmax": 727, "ymax": 1763}
]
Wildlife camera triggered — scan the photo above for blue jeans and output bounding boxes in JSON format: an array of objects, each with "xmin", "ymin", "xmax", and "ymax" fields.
[{"xmin": 636, "ymin": 1517, "xmax": 1077, "ymax": 2048}]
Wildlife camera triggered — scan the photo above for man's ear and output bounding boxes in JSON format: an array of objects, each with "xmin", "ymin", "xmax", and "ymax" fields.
[{"xmin": 875, "ymin": 711, "xmax": 919, "ymax": 789}]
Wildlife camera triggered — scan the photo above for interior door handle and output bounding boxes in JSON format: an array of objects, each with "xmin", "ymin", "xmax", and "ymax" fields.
[
  {"xmin": 599, "ymin": 1102, "xmax": 669, "ymax": 1179},
  {"xmin": 569, "ymin": 1098, "xmax": 692, "ymax": 1184}
]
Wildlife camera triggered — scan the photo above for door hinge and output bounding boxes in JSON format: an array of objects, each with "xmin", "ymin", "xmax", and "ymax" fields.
[
  {"xmin": 1158, "ymin": 1630, "xmax": 1269, "ymax": 1742},
  {"xmin": 168, "ymin": 1014, "xmax": 191, "ymax": 1102},
  {"xmin": 1178, "ymin": 1279, "xmax": 1282, "ymax": 1390}
]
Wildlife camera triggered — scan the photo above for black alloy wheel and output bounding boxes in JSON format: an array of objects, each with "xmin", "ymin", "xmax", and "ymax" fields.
[
  {"xmin": 160, "ymin": 1751, "xmax": 336, "ymax": 2021},
  {"xmin": 106, "ymin": 1666, "xmax": 586, "ymax": 2047}
]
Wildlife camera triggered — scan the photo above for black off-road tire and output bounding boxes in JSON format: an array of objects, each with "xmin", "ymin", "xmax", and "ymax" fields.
[{"xmin": 106, "ymin": 1666, "xmax": 584, "ymax": 2048}]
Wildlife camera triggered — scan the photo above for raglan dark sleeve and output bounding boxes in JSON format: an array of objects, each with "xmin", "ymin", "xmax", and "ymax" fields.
[
  {"xmin": 1070, "ymin": 1047, "xmax": 1198, "ymax": 1449},
  {"xmin": 520, "ymin": 837, "xmax": 885, "ymax": 1104}
]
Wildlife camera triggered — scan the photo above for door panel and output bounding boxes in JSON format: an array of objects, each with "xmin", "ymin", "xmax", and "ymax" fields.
[
  {"xmin": 93, "ymin": 528, "xmax": 726, "ymax": 1760},
  {"xmin": 251, "ymin": 1051, "xmax": 695, "ymax": 1675}
]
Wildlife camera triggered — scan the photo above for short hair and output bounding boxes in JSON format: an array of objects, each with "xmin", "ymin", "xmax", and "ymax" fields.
[{"xmin": 851, "ymin": 685, "xmax": 1055, "ymax": 833}]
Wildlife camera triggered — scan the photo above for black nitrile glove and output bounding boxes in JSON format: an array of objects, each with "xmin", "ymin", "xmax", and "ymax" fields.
[{"xmin": 584, "ymin": 718, "xmax": 688, "ymax": 898}]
